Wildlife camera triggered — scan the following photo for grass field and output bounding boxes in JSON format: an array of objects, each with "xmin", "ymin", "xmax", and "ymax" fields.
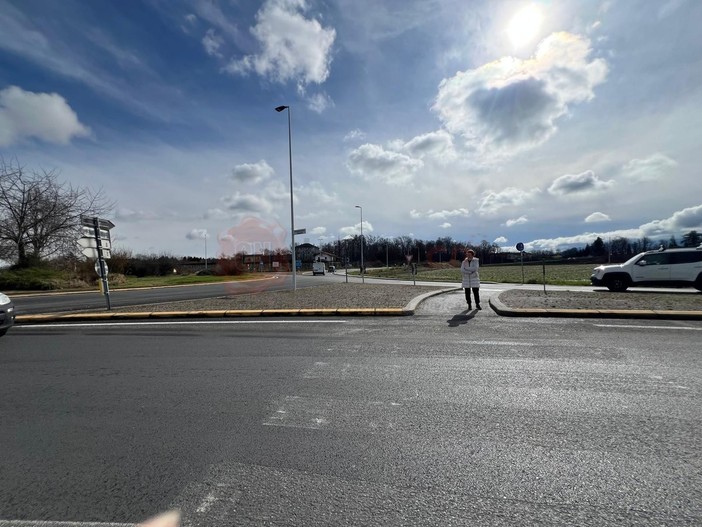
[
  {"xmin": 0, "ymin": 268, "xmax": 260, "ymax": 291},
  {"xmin": 116, "ymin": 274, "xmax": 257, "ymax": 288},
  {"xmin": 365, "ymin": 263, "xmax": 595, "ymax": 286}
]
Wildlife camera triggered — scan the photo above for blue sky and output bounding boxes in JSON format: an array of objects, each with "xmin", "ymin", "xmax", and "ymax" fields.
[{"xmin": 1, "ymin": 0, "xmax": 701, "ymax": 258}]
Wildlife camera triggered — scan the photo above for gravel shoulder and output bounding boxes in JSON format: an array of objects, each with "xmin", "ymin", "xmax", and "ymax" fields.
[
  {"xmin": 99, "ymin": 283, "xmax": 702, "ymax": 314},
  {"xmin": 498, "ymin": 289, "xmax": 702, "ymax": 311},
  {"xmin": 110, "ymin": 283, "xmax": 448, "ymax": 312}
]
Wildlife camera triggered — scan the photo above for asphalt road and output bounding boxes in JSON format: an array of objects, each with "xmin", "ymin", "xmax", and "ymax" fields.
[
  {"xmin": 1, "ymin": 292, "xmax": 700, "ymax": 526},
  {"xmin": 9, "ymin": 274, "xmax": 323, "ymax": 314}
]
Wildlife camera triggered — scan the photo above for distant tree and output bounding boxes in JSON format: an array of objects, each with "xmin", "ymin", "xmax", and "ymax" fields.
[
  {"xmin": 0, "ymin": 158, "xmax": 112, "ymax": 268},
  {"xmin": 591, "ymin": 237, "xmax": 606, "ymax": 257},
  {"xmin": 610, "ymin": 237, "xmax": 629, "ymax": 257},
  {"xmin": 668, "ymin": 235, "xmax": 679, "ymax": 248},
  {"xmin": 640, "ymin": 236, "xmax": 651, "ymax": 252},
  {"xmin": 682, "ymin": 230, "xmax": 701, "ymax": 247}
]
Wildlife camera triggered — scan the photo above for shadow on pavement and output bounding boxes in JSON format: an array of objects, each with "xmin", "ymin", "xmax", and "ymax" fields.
[{"xmin": 447, "ymin": 309, "xmax": 476, "ymax": 327}]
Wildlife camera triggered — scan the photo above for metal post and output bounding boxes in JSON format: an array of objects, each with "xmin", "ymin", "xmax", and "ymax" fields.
[
  {"xmin": 276, "ymin": 105, "xmax": 296, "ymax": 291},
  {"xmin": 93, "ymin": 217, "xmax": 111, "ymax": 310},
  {"xmin": 356, "ymin": 205, "xmax": 364, "ymax": 283},
  {"xmin": 520, "ymin": 251, "xmax": 524, "ymax": 285}
]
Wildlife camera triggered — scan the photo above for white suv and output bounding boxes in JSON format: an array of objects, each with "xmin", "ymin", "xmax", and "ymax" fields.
[{"xmin": 591, "ymin": 245, "xmax": 702, "ymax": 292}]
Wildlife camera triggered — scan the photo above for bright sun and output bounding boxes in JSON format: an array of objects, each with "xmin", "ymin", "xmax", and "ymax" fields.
[{"xmin": 507, "ymin": 5, "xmax": 543, "ymax": 48}]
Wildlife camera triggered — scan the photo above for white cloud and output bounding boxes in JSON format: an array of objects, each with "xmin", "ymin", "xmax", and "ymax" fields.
[
  {"xmin": 639, "ymin": 203, "xmax": 702, "ymax": 236},
  {"xmin": 439, "ymin": 222, "xmax": 452, "ymax": 229},
  {"xmin": 224, "ymin": 0, "xmax": 336, "ymax": 88},
  {"xmin": 186, "ymin": 228, "xmax": 209, "ymax": 240},
  {"xmin": 296, "ymin": 181, "xmax": 338, "ymax": 205},
  {"xmin": 231, "ymin": 160, "xmax": 275, "ymax": 184},
  {"xmin": 585, "ymin": 212, "xmax": 611, "ymax": 223},
  {"xmin": 433, "ymin": 32, "xmax": 607, "ymax": 158},
  {"xmin": 403, "ymin": 130, "xmax": 456, "ymax": 161},
  {"xmin": 115, "ymin": 208, "xmax": 161, "ymax": 222},
  {"xmin": 343, "ymin": 129, "xmax": 366, "ymax": 142},
  {"xmin": 494, "ymin": 236, "xmax": 508, "ymax": 243},
  {"xmin": 524, "ymin": 203, "xmax": 702, "ymax": 251},
  {"xmin": 310, "ymin": 226, "xmax": 326, "ymax": 235},
  {"xmin": 306, "ymin": 92, "xmax": 334, "ymax": 113},
  {"xmin": 620, "ymin": 153, "xmax": 677, "ymax": 182},
  {"xmin": 478, "ymin": 187, "xmax": 540, "ymax": 215},
  {"xmin": 548, "ymin": 170, "xmax": 613, "ymax": 195},
  {"xmin": 204, "ymin": 208, "xmax": 231, "ymax": 220},
  {"xmin": 505, "ymin": 216, "xmax": 529, "ymax": 227},
  {"xmin": 410, "ymin": 208, "xmax": 470, "ymax": 220},
  {"xmin": 339, "ymin": 221, "xmax": 374, "ymax": 236},
  {"xmin": 202, "ymin": 28, "xmax": 224, "ymax": 57},
  {"xmin": 0, "ymin": 86, "xmax": 90, "ymax": 146},
  {"xmin": 223, "ymin": 191, "xmax": 274, "ymax": 214},
  {"xmin": 347, "ymin": 143, "xmax": 423, "ymax": 185}
]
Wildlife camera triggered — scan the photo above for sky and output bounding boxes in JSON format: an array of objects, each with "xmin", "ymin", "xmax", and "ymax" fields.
[{"xmin": 1, "ymin": 0, "xmax": 701, "ymax": 259}]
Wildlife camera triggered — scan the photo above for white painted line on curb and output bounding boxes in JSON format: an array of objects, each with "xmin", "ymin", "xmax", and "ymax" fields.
[
  {"xmin": 0, "ymin": 521, "xmax": 135, "ymax": 527},
  {"xmin": 15, "ymin": 320, "xmax": 349, "ymax": 329},
  {"xmin": 593, "ymin": 324, "xmax": 702, "ymax": 331}
]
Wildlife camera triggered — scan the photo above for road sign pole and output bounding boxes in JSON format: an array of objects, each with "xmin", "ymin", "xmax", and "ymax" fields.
[
  {"xmin": 93, "ymin": 217, "xmax": 111, "ymax": 310},
  {"xmin": 521, "ymin": 252, "xmax": 524, "ymax": 285}
]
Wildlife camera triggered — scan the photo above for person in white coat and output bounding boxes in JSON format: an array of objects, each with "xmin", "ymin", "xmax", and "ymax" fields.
[{"xmin": 461, "ymin": 249, "xmax": 481, "ymax": 310}]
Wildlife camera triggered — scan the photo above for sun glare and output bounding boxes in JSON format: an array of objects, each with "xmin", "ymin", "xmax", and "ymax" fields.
[{"xmin": 507, "ymin": 5, "xmax": 543, "ymax": 48}]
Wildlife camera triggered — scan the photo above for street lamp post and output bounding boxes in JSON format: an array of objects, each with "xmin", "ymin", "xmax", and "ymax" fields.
[
  {"xmin": 355, "ymin": 205, "xmax": 364, "ymax": 283},
  {"xmin": 275, "ymin": 105, "xmax": 296, "ymax": 291}
]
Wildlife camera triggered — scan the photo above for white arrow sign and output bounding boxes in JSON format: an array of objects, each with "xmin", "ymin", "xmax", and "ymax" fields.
[
  {"xmin": 81, "ymin": 226, "xmax": 111, "ymax": 240},
  {"xmin": 82, "ymin": 247, "xmax": 111, "ymax": 259},
  {"xmin": 78, "ymin": 237, "xmax": 111, "ymax": 250}
]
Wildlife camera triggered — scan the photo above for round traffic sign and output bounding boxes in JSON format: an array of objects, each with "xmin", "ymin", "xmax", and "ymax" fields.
[
  {"xmin": 94, "ymin": 260, "xmax": 109, "ymax": 276},
  {"xmin": 516, "ymin": 242, "xmax": 524, "ymax": 252}
]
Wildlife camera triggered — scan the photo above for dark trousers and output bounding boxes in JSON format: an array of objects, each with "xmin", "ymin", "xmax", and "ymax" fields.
[{"xmin": 464, "ymin": 287, "xmax": 480, "ymax": 305}]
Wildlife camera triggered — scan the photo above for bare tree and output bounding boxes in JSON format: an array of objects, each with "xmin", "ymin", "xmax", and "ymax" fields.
[{"xmin": 0, "ymin": 158, "xmax": 113, "ymax": 268}]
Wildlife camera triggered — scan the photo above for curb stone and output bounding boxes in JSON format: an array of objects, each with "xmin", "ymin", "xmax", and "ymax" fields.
[
  {"xmin": 489, "ymin": 291, "xmax": 702, "ymax": 321},
  {"xmin": 14, "ymin": 289, "xmax": 458, "ymax": 324}
]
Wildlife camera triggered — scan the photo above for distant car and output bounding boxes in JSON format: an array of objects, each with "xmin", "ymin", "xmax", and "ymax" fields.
[
  {"xmin": 328, "ymin": 265, "xmax": 335, "ymax": 273},
  {"xmin": 0, "ymin": 292, "xmax": 16, "ymax": 337},
  {"xmin": 591, "ymin": 245, "xmax": 702, "ymax": 292},
  {"xmin": 312, "ymin": 262, "xmax": 326, "ymax": 276}
]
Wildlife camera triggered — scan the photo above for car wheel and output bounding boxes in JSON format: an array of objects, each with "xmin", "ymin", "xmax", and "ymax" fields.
[
  {"xmin": 0, "ymin": 328, "xmax": 7, "ymax": 337},
  {"xmin": 695, "ymin": 274, "xmax": 702, "ymax": 292},
  {"xmin": 605, "ymin": 275, "xmax": 629, "ymax": 292}
]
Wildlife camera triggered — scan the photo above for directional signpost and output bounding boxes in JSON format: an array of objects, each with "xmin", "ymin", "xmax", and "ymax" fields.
[{"xmin": 80, "ymin": 216, "xmax": 115, "ymax": 310}]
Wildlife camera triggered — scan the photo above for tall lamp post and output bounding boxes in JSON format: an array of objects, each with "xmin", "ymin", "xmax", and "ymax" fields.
[
  {"xmin": 355, "ymin": 205, "xmax": 364, "ymax": 284},
  {"xmin": 275, "ymin": 105, "xmax": 296, "ymax": 291}
]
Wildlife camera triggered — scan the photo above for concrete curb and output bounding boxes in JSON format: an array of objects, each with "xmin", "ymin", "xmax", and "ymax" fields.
[
  {"xmin": 403, "ymin": 287, "xmax": 460, "ymax": 313},
  {"xmin": 15, "ymin": 307, "xmax": 410, "ymax": 323},
  {"xmin": 489, "ymin": 291, "xmax": 702, "ymax": 320},
  {"xmin": 15, "ymin": 287, "xmax": 461, "ymax": 324}
]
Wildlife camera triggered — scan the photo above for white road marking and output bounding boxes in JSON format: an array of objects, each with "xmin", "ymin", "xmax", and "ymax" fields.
[
  {"xmin": 593, "ymin": 324, "xmax": 702, "ymax": 331},
  {"xmin": 0, "ymin": 521, "xmax": 135, "ymax": 527},
  {"xmin": 15, "ymin": 320, "xmax": 348, "ymax": 329}
]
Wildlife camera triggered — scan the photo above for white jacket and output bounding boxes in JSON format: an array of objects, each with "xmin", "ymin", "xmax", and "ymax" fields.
[{"xmin": 460, "ymin": 258, "xmax": 480, "ymax": 288}]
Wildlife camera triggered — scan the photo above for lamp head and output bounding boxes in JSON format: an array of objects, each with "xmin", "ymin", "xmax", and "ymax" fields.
[{"xmin": 275, "ymin": 105, "xmax": 288, "ymax": 112}]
